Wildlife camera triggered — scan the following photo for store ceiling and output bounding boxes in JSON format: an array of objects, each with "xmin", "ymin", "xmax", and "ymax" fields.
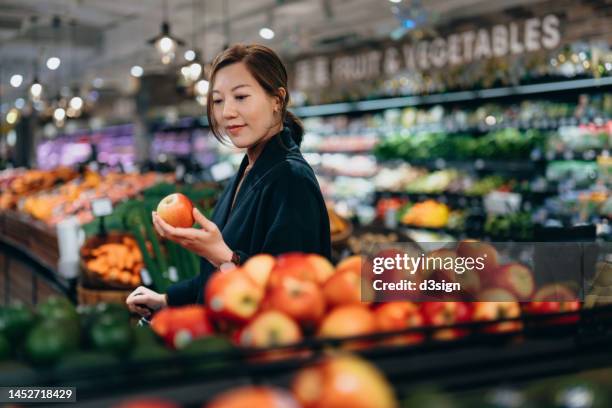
[{"xmin": 0, "ymin": 0, "xmax": 548, "ymax": 103}]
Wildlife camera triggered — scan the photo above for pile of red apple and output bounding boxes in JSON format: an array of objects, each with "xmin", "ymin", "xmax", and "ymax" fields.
[
  {"xmin": 151, "ymin": 244, "xmax": 582, "ymax": 354},
  {"xmin": 427, "ymin": 241, "xmax": 581, "ymax": 316}
]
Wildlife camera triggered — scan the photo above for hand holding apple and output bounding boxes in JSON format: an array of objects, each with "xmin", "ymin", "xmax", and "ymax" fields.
[{"xmin": 152, "ymin": 208, "xmax": 233, "ymax": 267}]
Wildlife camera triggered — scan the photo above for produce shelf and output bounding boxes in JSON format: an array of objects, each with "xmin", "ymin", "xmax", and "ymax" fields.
[{"xmin": 292, "ymin": 77, "xmax": 612, "ymax": 118}]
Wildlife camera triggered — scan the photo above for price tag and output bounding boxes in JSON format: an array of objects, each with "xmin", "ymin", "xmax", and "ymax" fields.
[
  {"xmin": 168, "ymin": 266, "xmax": 178, "ymax": 282},
  {"xmin": 92, "ymin": 198, "xmax": 113, "ymax": 217},
  {"xmin": 484, "ymin": 191, "xmax": 522, "ymax": 215},
  {"xmin": 210, "ymin": 161, "xmax": 234, "ymax": 181},
  {"xmin": 175, "ymin": 164, "xmax": 186, "ymax": 180},
  {"xmin": 140, "ymin": 269, "xmax": 152, "ymax": 286}
]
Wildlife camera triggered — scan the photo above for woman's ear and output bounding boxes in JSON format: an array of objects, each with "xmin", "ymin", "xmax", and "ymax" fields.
[{"xmin": 275, "ymin": 87, "xmax": 287, "ymax": 112}]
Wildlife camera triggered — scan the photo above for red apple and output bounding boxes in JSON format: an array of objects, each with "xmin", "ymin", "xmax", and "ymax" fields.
[
  {"xmin": 491, "ymin": 263, "xmax": 535, "ymax": 301},
  {"xmin": 243, "ymin": 254, "xmax": 275, "ymax": 289},
  {"xmin": 292, "ymin": 355, "xmax": 398, "ymax": 408},
  {"xmin": 423, "ymin": 249, "xmax": 457, "ymax": 278},
  {"xmin": 307, "ymin": 254, "xmax": 335, "ymax": 284},
  {"xmin": 426, "ymin": 249, "xmax": 481, "ymax": 299},
  {"xmin": 156, "ymin": 193, "xmax": 194, "ymax": 228},
  {"xmin": 335, "ymin": 255, "xmax": 363, "ymax": 275},
  {"xmin": 264, "ymin": 275, "xmax": 326, "ymax": 328},
  {"xmin": 206, "ymin": 386, "xmax": 300, "ymax": 408},
  {"xmin": 239, "ymin": 310, "xmax": 302, "ymax": 347},
  {"xmin": 238, "ymin": 310, "xmax": 304, "ymax": 362},
  {"xmin": 374, "ymin": 302, "xmax": 424, "ymax": 346},
  {"xmin": 268, "ymin": 253, "xmax": 318, "ymax": 289},
  {"xmin": 523, "ymin": 301, "xmax": 580, "ymax": 323},
  {"xmin": 456, "ymin": 240, "xmax": 499, "ymax": 277},
  {"xmin": 533, "ymin": 283, "xmax": 579, "ymax": 302},
  {"xmin": 323, "ymin": 269, "xmax": 370, "ymax": 307},
  {"xmin": 478, "ymin": 287, "xmax": 518, "ymax": 302},
  {"xmin": 368, "ymin": 249, "xmax": 416, "ymax": 295},
  {"xmin": 526, "ymin": 284, "xmax": 580, "ymax": 325},
  {"xmin": 150, "ymin": 305, "xmax": 213, "ymax": 349},
  {"xmin": 205, "ymin": 268, "xmax": 264, "ymax": 325},
  {"xmin": 421, "ymin": 301, "xmax": 472, "ymax": 340},
  {"xmin": 318, "ymin": 305, "xmax": 376, "ymax": 349},
  {"xmin": 453, "ymin": 270, "xmax": 482, "ymax": 301},
  {"xmin": 473, "ymin": 289, "xmax": 522, "ymax": 333}
]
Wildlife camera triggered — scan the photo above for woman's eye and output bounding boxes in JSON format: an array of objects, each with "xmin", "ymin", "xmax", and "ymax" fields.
[
  {"xmin": 235, "ymin": 95, "xmax": 249, "ymax": 101},
  {"xmin": 212, "ymin": 99, "xmax": 222, "ymax": 105}
]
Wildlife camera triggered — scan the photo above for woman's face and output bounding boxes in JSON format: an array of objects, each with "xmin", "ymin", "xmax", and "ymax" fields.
[{"xmin": 211, "ymin": 62, "xmax": 281, "ymax": 149}]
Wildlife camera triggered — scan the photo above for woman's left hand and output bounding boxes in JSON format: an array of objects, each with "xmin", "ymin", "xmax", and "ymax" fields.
[{"xmin": 152, "ymin": 208, "xmax": 233, "ymax": 267}]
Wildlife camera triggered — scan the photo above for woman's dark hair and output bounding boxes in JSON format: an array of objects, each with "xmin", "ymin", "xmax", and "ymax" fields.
[{"xmin": 206, "ymin": 43, "xmax": 304, "ymax": 146}]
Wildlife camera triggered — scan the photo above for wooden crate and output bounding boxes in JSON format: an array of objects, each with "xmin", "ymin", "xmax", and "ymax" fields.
[{"xmin": 77, "ymin": 284, "xmax": 132, "ymax": 306}]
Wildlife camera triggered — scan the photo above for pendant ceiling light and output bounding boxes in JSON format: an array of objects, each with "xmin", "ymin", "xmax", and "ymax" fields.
[
  {"xmin": 29, "ymin": 16, "xmax": 44, "ymax": 103},
  {"xmin": 147, "ymin": 0, "xmax": 185, "ymax": 64},
  {"xmin": 67, "ymin": 19, "xmax": 83, "ymax": 118},
  {"xmin": 181, "ymin": 0, "xmax": 208, "ymax": 87}
]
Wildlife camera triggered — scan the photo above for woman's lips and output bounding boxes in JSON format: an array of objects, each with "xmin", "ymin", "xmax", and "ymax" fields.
[{"xmin": 227, "ymin": 125, "xmax": 245, "ymax": 135}]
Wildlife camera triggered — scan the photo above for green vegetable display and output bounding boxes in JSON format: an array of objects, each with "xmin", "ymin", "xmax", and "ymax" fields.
[{"xmin": 374, "ymin": 129, "xmax": 547, "ymax": 162}]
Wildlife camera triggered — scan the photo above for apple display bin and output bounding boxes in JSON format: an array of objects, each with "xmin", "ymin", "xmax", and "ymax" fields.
[{"xmin": 3, "ymin": 305, "xmax": 612, "ymax": 407}]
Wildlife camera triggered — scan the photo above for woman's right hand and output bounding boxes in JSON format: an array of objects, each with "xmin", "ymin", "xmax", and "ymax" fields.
[{"xmin": 126, "ymin": 286, "xmax": 167, "ymax": 318}]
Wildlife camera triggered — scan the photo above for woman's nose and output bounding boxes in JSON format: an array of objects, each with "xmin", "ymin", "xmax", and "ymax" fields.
[{"xmin": 222, "ymin": 101, "xmax": 238, "ymax": 119}]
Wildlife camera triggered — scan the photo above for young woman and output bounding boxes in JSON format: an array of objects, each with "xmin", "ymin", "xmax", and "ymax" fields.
[{"xmin": 127, "ymin": 44, "xmax": 331, "ymax": 316}]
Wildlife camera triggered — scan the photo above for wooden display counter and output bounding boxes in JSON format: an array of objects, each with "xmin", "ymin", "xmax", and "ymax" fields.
[{"xmin": 0, "ymin": 211, "xmax": 72, "ymax": 306}]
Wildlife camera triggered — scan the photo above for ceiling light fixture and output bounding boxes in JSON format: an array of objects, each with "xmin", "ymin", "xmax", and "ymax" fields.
[
  {"xmin": 259, "ymin": 27, "xmax": 275, "ymax": 40},
  {"xmin": 181, "ymin": 0, "xmax": 207, "ymax": 86},
  {"xmin": 195, "ymin": 79, "xmax": 209, "ymax": 95},
  {"xmin": 28, "ymin": 16, "xmax": 44, "ymax": 102},
  {"xmin": 10, "ymin": 74, "xmax": 23, "ymax": 88},
  {"xmin": 6, "ymin": 109, "xmax": 19, "ymax": 125},
  {"xmin": 130, "ymin": 65, "xmax": 144, "ymax": 77},
  {"xmin": 29, "ymin": 79, "xmax": 43, "ymax": 101},
  {"xmin": 53, "ymin": 107, "xmax": 66, "ymax": 122},
  {"xmin": 46, "ymin": 56, "xmax": 61, "ymax": 70},
  {"xmin": 69, "ymin": 96, "xmax": 83, "ymax": 111},
  {"xmin": 184, "ymin": 49, "xmax": 196, "ymax": 61},
  {"xmin": 147, "ymin": 0, "xmax": 185, "ymax": 64},
  {"xmin": 259, "ymin": 10, "xmax": 276, "ymax": 40}
]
